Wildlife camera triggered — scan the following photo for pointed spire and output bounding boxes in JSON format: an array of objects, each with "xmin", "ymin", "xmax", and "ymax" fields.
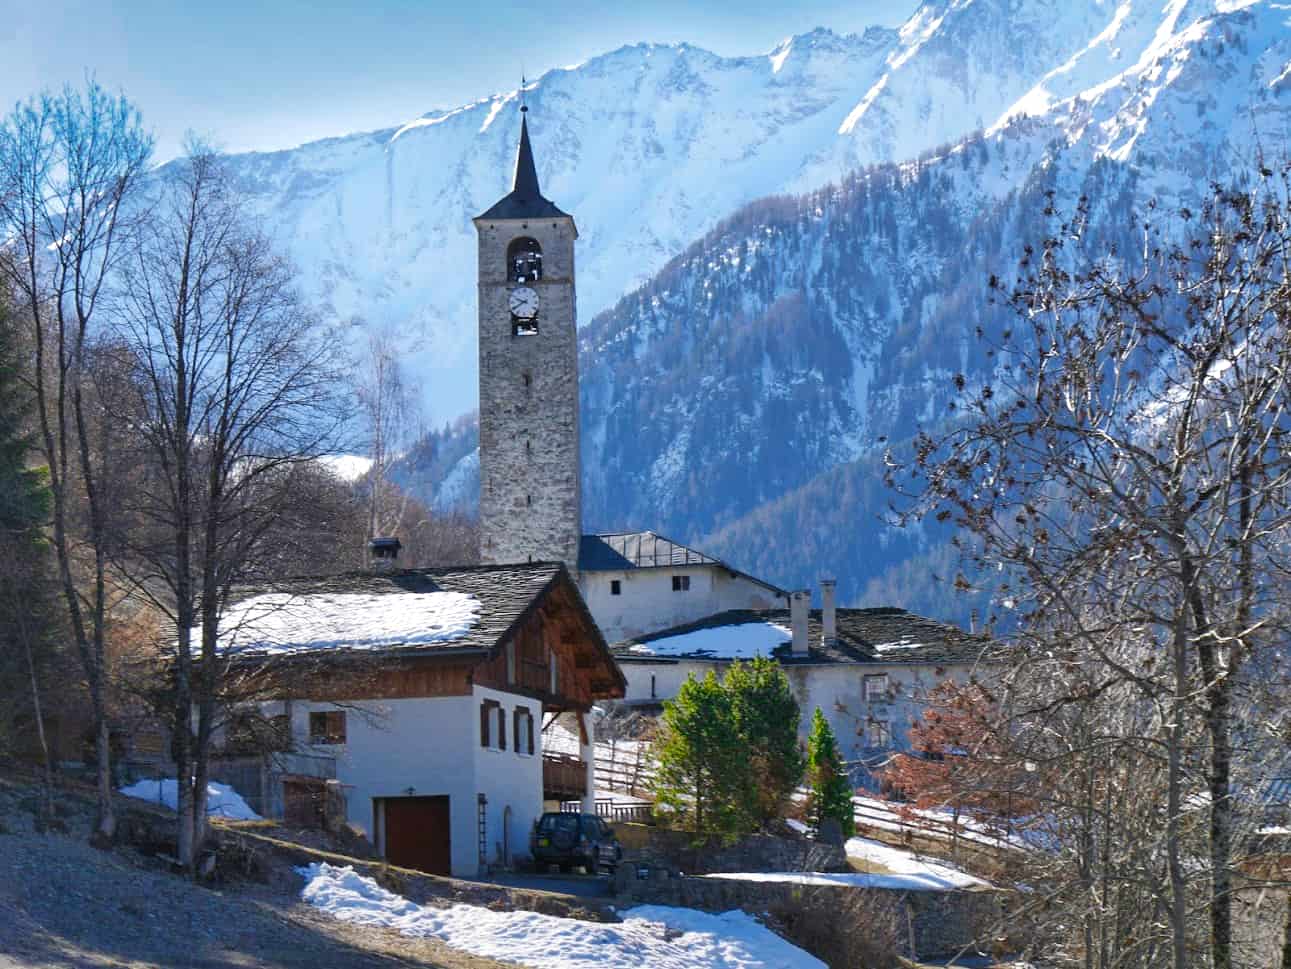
[
  {"xmin": 475, "ymin": 97, "xmax": 570, "ymax": 222},
  {"xmin": 512, "ymin": 112, "xmax": 542, "ymax": 202}
]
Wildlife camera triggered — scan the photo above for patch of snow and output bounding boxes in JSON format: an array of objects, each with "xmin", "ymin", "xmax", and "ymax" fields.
[
  {"xmin": 119, "ymin": 779, "xmax": 261, "ymax": 820},
  {"xmin": 298, "ymin": 862, "xmax": 825, "ymax": 969},
  {"xmin": 844, "ymin": 836, "xmax": 991, "ymax": 889},
  {"xmin": 784, "ymin": 818, "xmax": 810, "ymax": 834},
  {"xmin": 706, "ymin": 867, "xmax": 986, "ymax": 892},
  {"xmin": 769, "ymin": 39, "xmax": 793, "ymax": 74},
  {"xmin": 319, "ymin": 454, "xmax": 373, "ymax": 482},
  {"xmin": 211, "ymin": 591, "xmax": 480, "ymax": 656},
  {"xmin": 628, "ymin": 621, "xmax": 791, "ymax": 659}
]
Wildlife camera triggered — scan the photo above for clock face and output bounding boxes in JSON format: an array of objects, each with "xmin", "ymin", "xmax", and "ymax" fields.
[{"xmin": 509, "ymin": 286, "xmax": 539, "ymax": 320}]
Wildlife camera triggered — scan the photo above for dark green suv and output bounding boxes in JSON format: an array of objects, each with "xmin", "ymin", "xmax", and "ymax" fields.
[{"xmin": 530, "ymin": 812, "xmax": 622, "ymax": 874}]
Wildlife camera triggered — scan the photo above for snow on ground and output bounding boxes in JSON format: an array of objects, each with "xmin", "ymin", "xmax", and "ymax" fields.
[
  {"xmin": 627, "ymin": 621, "xmax": 791, "ymax": 659},
  {"xmin": 210, "ymin": 591, "xmax": 480, "ymax": 655},
  {"xmin": 298, "ymin": 862, "xmax": 824, "ymax": 969},
  {"xmin": 707, "ymin": 868, "xmax": 986, "ymax": 892},
  {"xmin": 318, "ymin": 454, "xmax": 373, "ymax": 482},
  {"xmin": 844, "ymin": 836, "xmax": 991, "ymax": 889},
  {"xmin": 852, "ymin": 794, "xmax": 1033, "ymax": 851},
  {"xmin": 119, "ymin": 779, "xmax": 261, "ymax": 820}
]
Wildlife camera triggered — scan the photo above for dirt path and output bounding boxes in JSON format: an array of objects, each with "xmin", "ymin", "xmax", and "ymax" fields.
[{"xmin": 0, "ymin": 818, "xmax": 512, "ymax": 969}]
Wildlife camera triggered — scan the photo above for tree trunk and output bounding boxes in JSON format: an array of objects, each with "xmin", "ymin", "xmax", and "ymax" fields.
[{"xmin": 1167, "ymin": 612, "xmax": 1190, "ymax": 969}]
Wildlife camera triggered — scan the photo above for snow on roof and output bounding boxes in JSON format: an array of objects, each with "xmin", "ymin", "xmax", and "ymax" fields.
[
  {"xmin": 626, "ymin": 620, "xmax": 790, "ymax": 659},
  {"xmin": 211, "ymin": 590, "xmax": 480, "ymax": 656}
]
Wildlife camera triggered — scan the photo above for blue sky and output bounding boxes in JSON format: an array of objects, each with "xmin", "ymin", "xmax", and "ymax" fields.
[{"xmin": 2, "ymin": 0, "xmax": 918, "ymax": 162}]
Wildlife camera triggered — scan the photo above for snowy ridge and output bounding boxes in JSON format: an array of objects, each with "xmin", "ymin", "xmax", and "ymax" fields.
[{"xmin": 191, "ymin": 0, "xmax": 1291, "ymax": 425}]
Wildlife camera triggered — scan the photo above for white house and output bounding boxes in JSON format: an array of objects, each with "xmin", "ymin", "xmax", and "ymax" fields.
[
  {"xmin": 212, "ymin": 561, "xmax": 624, "ymax": 878},
  {"xmin": 577, "ymin": 531, "xmax": 786, "ymax": 644},
  {"xmin": 612, "ymin": 585, "xmax": 990, "ymax": 768}
]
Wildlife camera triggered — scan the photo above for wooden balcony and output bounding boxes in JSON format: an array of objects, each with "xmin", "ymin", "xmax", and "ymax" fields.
[{"xmin": 542, "ymin": 752, "xmax": 587, "ymax": 802}]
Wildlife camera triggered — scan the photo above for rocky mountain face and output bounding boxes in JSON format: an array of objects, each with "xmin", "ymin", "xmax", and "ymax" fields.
[
  {"xmin": 218, "ymin": 0, "xmax": 1221, "ymax": 423},
  {"xmin": 274, "ymin": 0, "xmax": 1289, "ymax": 618}
]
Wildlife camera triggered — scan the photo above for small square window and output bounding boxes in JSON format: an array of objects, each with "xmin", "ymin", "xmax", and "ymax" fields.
[
  {"xmin": 309, "ymin": 710, "xmax": 346, "ymax": 745},
  {"xmin": 864, "ymin": 673, "xmax": 889, "ymax": 703},
  {"xmin": 610, "ymin": 579, "xmax": 621, "ymax": 596},
  {"xmin": 671, "ymin": 575, "xmax": 690, "ymax": 592},
  {"xmin": 866, "ymin": 719, "xmax": 891, "ymax": 748}
]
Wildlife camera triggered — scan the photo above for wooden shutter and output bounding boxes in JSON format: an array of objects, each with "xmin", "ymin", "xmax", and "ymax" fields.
[
  {"xmin": 497, "ymin": 705, "xmax": 506, "ymax": 751},
  {"xmin": 480, "ymin": 702, "xmax": 490, "ymax": 748}
]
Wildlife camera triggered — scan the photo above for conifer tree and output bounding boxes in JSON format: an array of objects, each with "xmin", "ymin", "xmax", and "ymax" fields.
[
  {"xmin": 725, "ymin": 656, "xmax": 803, "ymax": 826},
  {"xmin": 652, "ymin": 671, "xmax": 749, "ymax": 842},
  {"xmin": 805, "ymin": 707, "xmax": 854, "ymax": 838},
  {"xmin": 0, "ymin": 282, "xmax": 57, "ymax": 815}
]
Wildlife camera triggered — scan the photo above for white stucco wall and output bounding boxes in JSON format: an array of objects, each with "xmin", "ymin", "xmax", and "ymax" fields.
[
  {"xmin": 619, "ymin": 659, "xmax": 971, "ymax": 763},
  {"xmin": 578, "ymin": 566, "xmax": 781, "ymax": 643},
  {"xmin": 472, "ymin": 684, "xmax": 544, "ymax": 871},
  {"xmin": 286, "ymin": 687, "xmax": 543, "ymax": 878}
]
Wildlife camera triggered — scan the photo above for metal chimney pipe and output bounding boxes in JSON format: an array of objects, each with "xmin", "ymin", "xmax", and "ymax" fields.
[
  {"xmin": 791, "ymin": 590, "xmax": 810, "ymax": 655},
  {"xmin": 820, "ymin": 579, "xmax": 837, "ymax": 646}
]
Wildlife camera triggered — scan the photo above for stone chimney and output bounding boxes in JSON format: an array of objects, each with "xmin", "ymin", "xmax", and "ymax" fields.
[
  {"xmin": 820, "ymin": 578, "xmax": 837, "ymax": 647},
  {"xmin": 791, "ymin": 589, "xmax": 810, "ymax": 655},
  {"xmin": 369, "ymin": 536, "xmax": 402, "ymax": 573}
]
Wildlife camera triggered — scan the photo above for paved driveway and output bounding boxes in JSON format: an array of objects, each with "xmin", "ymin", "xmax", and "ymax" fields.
[{"xmin": 469, "ymin": 871, "xmax": 611, "ymax": 899}]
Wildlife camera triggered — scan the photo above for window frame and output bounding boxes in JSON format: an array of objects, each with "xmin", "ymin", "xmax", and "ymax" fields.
[
  {"xmin": 866, "ymin": 719, "xmax": 891, "ymax": 749},
  {"xmin": 610, "ymin": 579, "xmax": 621, "ymax": 596},
  {"xmin": 308, "ymin": 710, "xmax": 346, "ymax": 746},
  {"xmin": 671, "ymin": 574, "xmax": 690, "ymax": 592},
  {"xmin": 863, "ymin": 673, "xmax": 890, "ymax": 703}
]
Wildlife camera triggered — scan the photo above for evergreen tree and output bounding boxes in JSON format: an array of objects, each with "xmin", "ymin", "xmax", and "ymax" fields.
[
  {"xmin": 0, "ymin": 283, "xmax": 57, "ymax": 811},
  {"xmin": 805, "ymin": 707, "xmax": 854, "ymax": 838},
  {"xmin": 0, "ymin": 293, "xmax": 46, "ymax": 532},
  {"xmin": 652, "ymin": 671, "xmax": 749, "ymax": 842},
  {"xmin": 725, "ymin": 656, "xmax": 803, "ymax": 826}
]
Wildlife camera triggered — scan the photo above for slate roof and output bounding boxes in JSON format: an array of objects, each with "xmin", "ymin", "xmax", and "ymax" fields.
[
  {"xmin": 476, "ymin": 113, "xmax": 570, "ymax": 222},
  {"xmin": 223, "ymin": 562, "xmax": 569, "ymax": 659},
  {"xmin": 614, "ymin": 606, "xmax": 992, "ymax": 667},
  {"xmin": 579, "ymin": 531, "xmax": 786, "ymax": 595}
]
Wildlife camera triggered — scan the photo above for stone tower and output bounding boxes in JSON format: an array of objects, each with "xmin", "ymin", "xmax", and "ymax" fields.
[{"xmin": 473, "ymin": 107, "xmax": 581, "ymax": 570}]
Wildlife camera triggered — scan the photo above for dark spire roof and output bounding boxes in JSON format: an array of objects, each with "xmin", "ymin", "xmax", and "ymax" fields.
[{"xmin": 477, "ymin": 108, "xmax": 570, "ymax": 222}]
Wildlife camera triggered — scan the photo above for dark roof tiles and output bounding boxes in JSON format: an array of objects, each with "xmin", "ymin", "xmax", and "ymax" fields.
[{"xmin": 615, "ymin": 606, "xmax": 990, "ymax": 667}]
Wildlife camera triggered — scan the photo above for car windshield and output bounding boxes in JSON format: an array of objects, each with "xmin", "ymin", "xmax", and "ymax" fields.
[{"xmin": 538, "ymin": 814, "xmax": 580, "ymax": 834}]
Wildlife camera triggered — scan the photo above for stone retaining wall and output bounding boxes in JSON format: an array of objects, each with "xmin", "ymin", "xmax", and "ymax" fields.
[
  {"xmin": 615, "ymin": 823, "xmax": 848, "ymax": 874},
  {"xmin": 613, "ymin": 864, "xmax": 1008, "ymax": 965}
]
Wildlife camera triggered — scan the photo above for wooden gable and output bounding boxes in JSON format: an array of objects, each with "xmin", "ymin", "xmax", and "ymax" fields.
[{"xmin": 473, "ymin": 569, "xmax": 624, "ymax": 711}]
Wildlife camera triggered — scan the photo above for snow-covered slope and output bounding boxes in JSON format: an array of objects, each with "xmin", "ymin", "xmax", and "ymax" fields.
[
  {"xmin": 211, "ymin": 0, "xmax": 1274, "ymax": 421},
  {"xmin": 223, "ymin": 0, "xmax": 1288, "ymax": 616},
  {"xmin": 567, "ymin": 0, "xmax": 1290, "ymax": 615}
]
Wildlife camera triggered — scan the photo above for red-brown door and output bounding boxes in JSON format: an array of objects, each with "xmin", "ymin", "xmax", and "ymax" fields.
[{"xmin": 382, "ymin": 796, "xmax": 451, "ymax": 876}]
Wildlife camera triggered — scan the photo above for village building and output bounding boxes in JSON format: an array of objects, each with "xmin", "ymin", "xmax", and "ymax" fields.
[
  {"xmin": 212, "ymin": 562, "xmax": 623, "ymax": 878},
  {"xmin": 576, "ymin": 531, "xmax": 785, "ymax": 644},
  {"xmin": 611, "ymin": 586, "xmax": 989, "ymax": 767}
]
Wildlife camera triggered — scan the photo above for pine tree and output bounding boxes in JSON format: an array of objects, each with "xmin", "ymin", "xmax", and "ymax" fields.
[
  {"xmin": 0, "ymin": 283, "xmax": 57, "ymax": 815},
  {"xmin": 805, "ymin": 707, "xmax": 854, "ymax": 838},
  {"xmin": 725, "ymin": 656, "xmax": 803, "ymax": 826},
  {"xmin": 652, "ymin": 671, "xmax": 749, "ymax": 843}
]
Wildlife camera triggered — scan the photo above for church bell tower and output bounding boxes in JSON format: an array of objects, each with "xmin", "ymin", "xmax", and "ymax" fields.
[{"xmin": 473, "ymin": 105, "xmax": 581, "ymax": 570}]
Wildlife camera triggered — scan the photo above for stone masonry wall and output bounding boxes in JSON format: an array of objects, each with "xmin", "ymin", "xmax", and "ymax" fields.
[
  {"xmin": 476, "ymin": 215, "xmax": 581, "ymax": 571},
  {"xmin": 612, "ymin": 865, "xmax": 1008, "ymax": 965}
]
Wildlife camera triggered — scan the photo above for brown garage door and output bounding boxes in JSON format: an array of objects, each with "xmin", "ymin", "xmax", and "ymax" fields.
[{"xmin": 383, "ymin": 796, "xmax": 451, "ymax": 876}]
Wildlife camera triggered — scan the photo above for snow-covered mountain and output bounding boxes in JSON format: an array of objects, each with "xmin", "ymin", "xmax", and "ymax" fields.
[
  {"xmin": 390, "ymin": 0, "xmax": 1290, "ymax": 616},
  {"xmin": 227, "ymin": 0, "xmax": 1289, "ymax": 613},
  {"xmin": 218, "ymin": 0, "xmax": 1272, "ymax": 422}
]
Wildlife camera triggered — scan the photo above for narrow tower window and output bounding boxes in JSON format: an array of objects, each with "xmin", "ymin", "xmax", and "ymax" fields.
[{"xmin": 507, "ymin": 237, "xmax": 543, "ymax": 283}]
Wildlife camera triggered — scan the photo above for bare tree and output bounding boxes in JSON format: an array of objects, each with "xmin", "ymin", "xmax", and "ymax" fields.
[
  {"xmin": 890, "ymin": 167, "xmax": 1291, "ymax": 968},
  {"xmin": 115, "ymin": 141, "xmax": 346, "ymax": 869},
  {"xmin": 354, "ymin": 328, "xmax": 420, "ymax": 549},
  {"xmin": 0, "ymin": 82, "xmax": 153, "ymax": 841}
]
